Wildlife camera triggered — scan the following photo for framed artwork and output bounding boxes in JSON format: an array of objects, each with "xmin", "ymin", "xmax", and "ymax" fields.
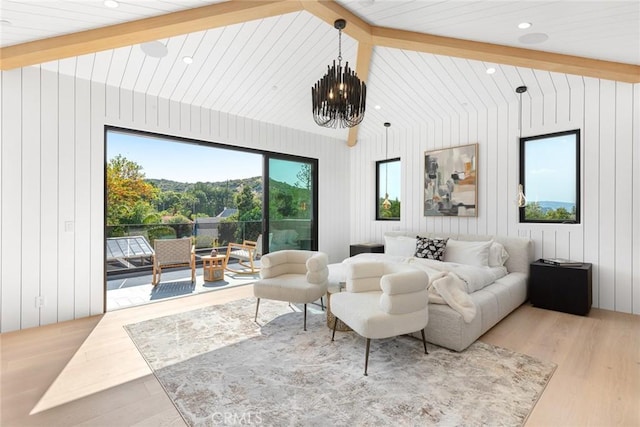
[{"xmin": 424, "ymin": 143, "xmax": 478, "ymax": 217}]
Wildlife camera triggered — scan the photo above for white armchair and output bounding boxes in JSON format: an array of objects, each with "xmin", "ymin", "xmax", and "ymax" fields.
[
  {"xmin": 330, "ymin": 262, "xmax": 429, "ymax": 375},
  {"xmin": 253, "ymin": 250, "xmax": 329, "ymax": 331}
]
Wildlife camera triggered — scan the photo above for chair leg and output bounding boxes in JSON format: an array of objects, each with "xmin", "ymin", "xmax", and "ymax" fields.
[
  {"xmin": 421, "ymin": 328, "xmax": 428, "ymax": 354},
  {"xmin": 303, "ymin": 303, "xmax": 307, "ymax": 331},
  {"xmin": 331, "ymin": 314, "xmax": 338, "ymax": 341},
  {"xmin": 254, "ymin": 298, "xmax": 260, "ymax": 322},
  {"xmin": 320, "ymin": 296, "xmax": 324, "ymax": 311},
  {"xmin": 364, "ymin": 338, "xmax": 371, "ymax": 376}
]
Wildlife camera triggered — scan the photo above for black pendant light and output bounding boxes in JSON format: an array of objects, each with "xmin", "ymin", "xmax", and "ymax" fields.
[
  {"xmin": 516, "ymin": 85, "xmax": 528, "ymax": 208},
  {"xmin": 311, "ymin": 19, "xmax": 367, "ymax": 128}
]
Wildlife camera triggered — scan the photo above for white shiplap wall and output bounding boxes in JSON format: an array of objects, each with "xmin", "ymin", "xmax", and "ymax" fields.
[
  {"xmin": 0, "ymin": 66, "xmax": 350, "ymax": 333},
  {"xmin": 350, "ymin": 78, "xmax": 640, "ymax": 315}
]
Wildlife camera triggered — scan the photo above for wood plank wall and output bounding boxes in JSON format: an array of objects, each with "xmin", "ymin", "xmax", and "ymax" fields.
[
  {"xmin": 0, "ymin": 67, "xmax": 350, "ymax": 333},
  {"xmin": 350, "ymin": 77, "xmax": 640, "ymax": 315}
]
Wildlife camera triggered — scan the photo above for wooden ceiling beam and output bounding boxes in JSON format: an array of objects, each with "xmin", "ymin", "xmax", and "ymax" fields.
[
  {"xmin": 348, "ymin": 41, "xmax": 373, "ymax": 147},
  {"xmin": 0, "ymin": 0, "xmax": 303, "ymax": 70},
  {"xmin": 301, "ymin": 0, "xmax": 372, "ymax": 44},
  {"xmin": 372, "ymin": 26, "xmax": 640, "ymax": 84}
]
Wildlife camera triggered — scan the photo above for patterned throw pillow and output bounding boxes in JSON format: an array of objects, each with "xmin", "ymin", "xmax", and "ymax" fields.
[{"xmin": 415, "ymin": 236, "xmax": 449, "ymax": 261}]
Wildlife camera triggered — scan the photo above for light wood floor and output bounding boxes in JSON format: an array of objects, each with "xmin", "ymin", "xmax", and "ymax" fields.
[{"xmin": 1, "ymin": 285, "xmax": 639, "ymax": 426}]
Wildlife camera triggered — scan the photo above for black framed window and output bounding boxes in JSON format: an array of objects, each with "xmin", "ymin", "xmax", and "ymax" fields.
[
  {"xmin": 519, "ymin": 129, "xmax": 580, "ymax": 223},
  {"xmin": 376, "ymin": 158, "xmax": 401, "ymax": 220}
]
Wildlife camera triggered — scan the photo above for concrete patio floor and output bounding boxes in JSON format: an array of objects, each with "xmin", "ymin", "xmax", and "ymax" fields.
[{"xmin": 106, "ymin": 262, "xmax": 260, "ymax": 311}]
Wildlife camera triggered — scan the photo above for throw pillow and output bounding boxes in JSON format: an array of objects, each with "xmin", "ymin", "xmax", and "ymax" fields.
[
  {"xmin": 415, "ymin": 236, "xmax": 448, "ymax": 261},
  {"xmin": 443, "ymin": 239, "xmax": 492, "ymax": 267},
  {"xmin": 384, "ymin": 235, "xmax": 417, "ymax": 257},
  {"xmin": 488, "ymin": 242, "xmax": 510, "ymax": 267}
]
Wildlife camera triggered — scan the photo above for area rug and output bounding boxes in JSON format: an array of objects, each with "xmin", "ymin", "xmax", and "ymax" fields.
[{"xmin": 124, "ymin": 298, "xmax": 555, "ymax": 426}]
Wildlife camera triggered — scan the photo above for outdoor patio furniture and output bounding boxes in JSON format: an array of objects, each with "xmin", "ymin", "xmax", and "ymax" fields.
[
  {"xmin": 225, "ymin": 234, "xmax": 262, "ymax": 274},
  {"xmin": 152, "ymin": 238, "xmax": 195, "ymax": 285}
]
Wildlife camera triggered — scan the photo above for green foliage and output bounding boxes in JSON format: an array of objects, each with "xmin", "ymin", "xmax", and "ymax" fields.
[
  {"xmin": 107, "ymin": 225, "xmax": 127, "ymax": 238},
  {"xmin": 378, "ymin": 198, "xmax": 401, "ymax": 219},
  {"xmin": 194, "ymin": 235, "xmax": 215, "ymax": 249},
  {"xmin": 147, "ymin": 226, "xmax": 177, "ymax": 243},
  {"xmin": 235, "ymin": 185, "xmax": 256, "ymax": 215},
  {"xmin": 524, "ymin": 202, "xmax": 575, "ymax": 221},
  {"xmin": 268, "ymin": 178, "xmax": 311, "ymax": 220},
  {"xmin": 165, "ymin": 214, "xmax": 191, "ymax": 224},
  {"xmin": 218, "ymin": 220, "xmax": 238, "ymax": 246},
  {"xmin": 107, "ymin": 155, "xmax": 158, "ymax": 225}
]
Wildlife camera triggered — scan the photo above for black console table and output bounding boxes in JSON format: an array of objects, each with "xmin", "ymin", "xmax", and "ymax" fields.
[{"xmin": 529, "ymin": 260, "xmax": 592, "ymax": 316}]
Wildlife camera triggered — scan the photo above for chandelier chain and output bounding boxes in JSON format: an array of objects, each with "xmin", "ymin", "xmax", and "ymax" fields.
[{"xmin": 338, "ymin": 28, "xmax": 342, "ymax": 63}]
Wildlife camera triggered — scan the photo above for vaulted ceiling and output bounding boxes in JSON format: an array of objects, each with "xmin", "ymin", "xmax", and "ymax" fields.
[{"xmin": 1, "ymin": 0, "xmax": 638, "ymax": 144}]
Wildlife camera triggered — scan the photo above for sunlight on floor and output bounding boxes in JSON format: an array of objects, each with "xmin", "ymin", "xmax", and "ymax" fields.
[{"xmin": 30, "ymin": 283, "xmax": 257, "ymax": 415}]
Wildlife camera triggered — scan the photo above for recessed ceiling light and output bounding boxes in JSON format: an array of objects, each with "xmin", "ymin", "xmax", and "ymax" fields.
[
  {"xmin": 486, "ymin": 67, "xmax": 496, "ymax": 75},
  {"xmin": 374, "ymin": 105, "xmax": 381, "ymax": 110},
  {"xmin": 518, "ymin": 22, "xmax": 532, "ymax": 29},
  {"xmin": 519, "ymin": 33, "xmax": 549, "ymax": 45},
  {"xmin": 182, "ymin": 56, "xmax": 193, "ymax": 64},
  {"xmin": 104, "ymin": 0, "xmax": 119, "ymax": 8},
  {"xmin": 140, "ymin": 41, "xmax": 168, "ymax": 58}
]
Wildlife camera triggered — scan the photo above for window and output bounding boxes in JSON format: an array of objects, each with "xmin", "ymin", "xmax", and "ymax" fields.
[
  {"xmin": 519, "ymin": 129, "xmax": 580, "ymax": 223},
  {"xmin": 376, "ymin": 158, "xmax": 401, "ymax": 220}
]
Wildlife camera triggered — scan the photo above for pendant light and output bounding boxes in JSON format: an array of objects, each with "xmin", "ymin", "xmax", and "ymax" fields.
[
  {"xmin": 311, "ymin": 19, "xmax": 367, "ymax": 128},
  {"xmin": 382, "ymin": 122, "xmax": 392, "ymax": 210},
  {"xmin": 516, "ymin": 86, "xmax": 528, "ymax": 208}
]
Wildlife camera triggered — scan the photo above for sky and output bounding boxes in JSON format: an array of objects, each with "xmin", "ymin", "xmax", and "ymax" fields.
[
  {"xmin": 107, "ymin": 131, "xmax": 262, "ymax": 183},
  {"xmin": 524, "ymin": 133, "xmax": 577, "ymax": 203}
]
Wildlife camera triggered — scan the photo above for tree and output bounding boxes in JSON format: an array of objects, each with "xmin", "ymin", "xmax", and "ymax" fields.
[
  {"xmin": 235, "ymin": 185, "xmax": 257, "ymax": 216},
  {"xmin": 232, "ymin": 185, "xmax": 262, "ymax": 241},
  {"xmin": 107, "ymin": 155, "xmax": 158, "ymax": 225},
  {"xmin": 296, "ymin": 164, "xmax": 311, "ymax": 190},
  {"xmin": 524, "ymin": 202, "xmax": 545, "ymax": 220}
]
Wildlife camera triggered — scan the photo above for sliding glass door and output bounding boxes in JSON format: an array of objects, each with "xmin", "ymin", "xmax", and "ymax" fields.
[{"xmin": 265, "ymin": 156, "xmax": 318, "ymax": 253}]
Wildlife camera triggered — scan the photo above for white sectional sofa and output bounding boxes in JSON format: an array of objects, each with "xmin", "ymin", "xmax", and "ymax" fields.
[{"xmin": 328, "ymin": 233, "xmax": 534, "ymax": 352}]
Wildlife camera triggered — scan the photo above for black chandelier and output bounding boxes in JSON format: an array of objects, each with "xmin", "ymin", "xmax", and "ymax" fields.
[{"xmin": 311, "ymin": 19, "xmax": 367, "ymax": 128}]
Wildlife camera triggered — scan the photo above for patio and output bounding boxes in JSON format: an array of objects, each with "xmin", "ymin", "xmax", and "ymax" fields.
[{"xmin": 106, "ymin": 260, "xmax": 260, "ymax": 311}]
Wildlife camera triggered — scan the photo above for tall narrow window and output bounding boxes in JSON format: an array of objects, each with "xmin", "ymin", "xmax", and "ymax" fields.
[
  {"xmin": 519, "ymin": 129, "xmax": 580, "ymax": 223},
  {"xmin": 376, "ymin": 158, "xmax": 401, "ymax": 220}
]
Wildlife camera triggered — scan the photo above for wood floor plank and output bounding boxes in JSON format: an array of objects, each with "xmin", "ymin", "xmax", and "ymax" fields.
[{"xmin": 1, "ymin": 285, "xmax": 639, "ymax": 426}]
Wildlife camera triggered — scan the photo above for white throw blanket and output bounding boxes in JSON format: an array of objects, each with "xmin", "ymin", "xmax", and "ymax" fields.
[
  {"xmin": 338, "ymin": 254, "xmax": 480, "ymax": 323},
  {"xmin": 426, "ymin": 270, "xmax": 476, "ymax": 323}
]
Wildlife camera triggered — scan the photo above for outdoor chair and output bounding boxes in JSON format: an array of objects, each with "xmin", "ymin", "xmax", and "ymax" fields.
[
  {"xmin": 152, "ymin": 238, "xmax": 196, "ymax": 285},
  {"xmin": 225, "ymin": 234, "xmax": 262, "ymax": 274}
]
